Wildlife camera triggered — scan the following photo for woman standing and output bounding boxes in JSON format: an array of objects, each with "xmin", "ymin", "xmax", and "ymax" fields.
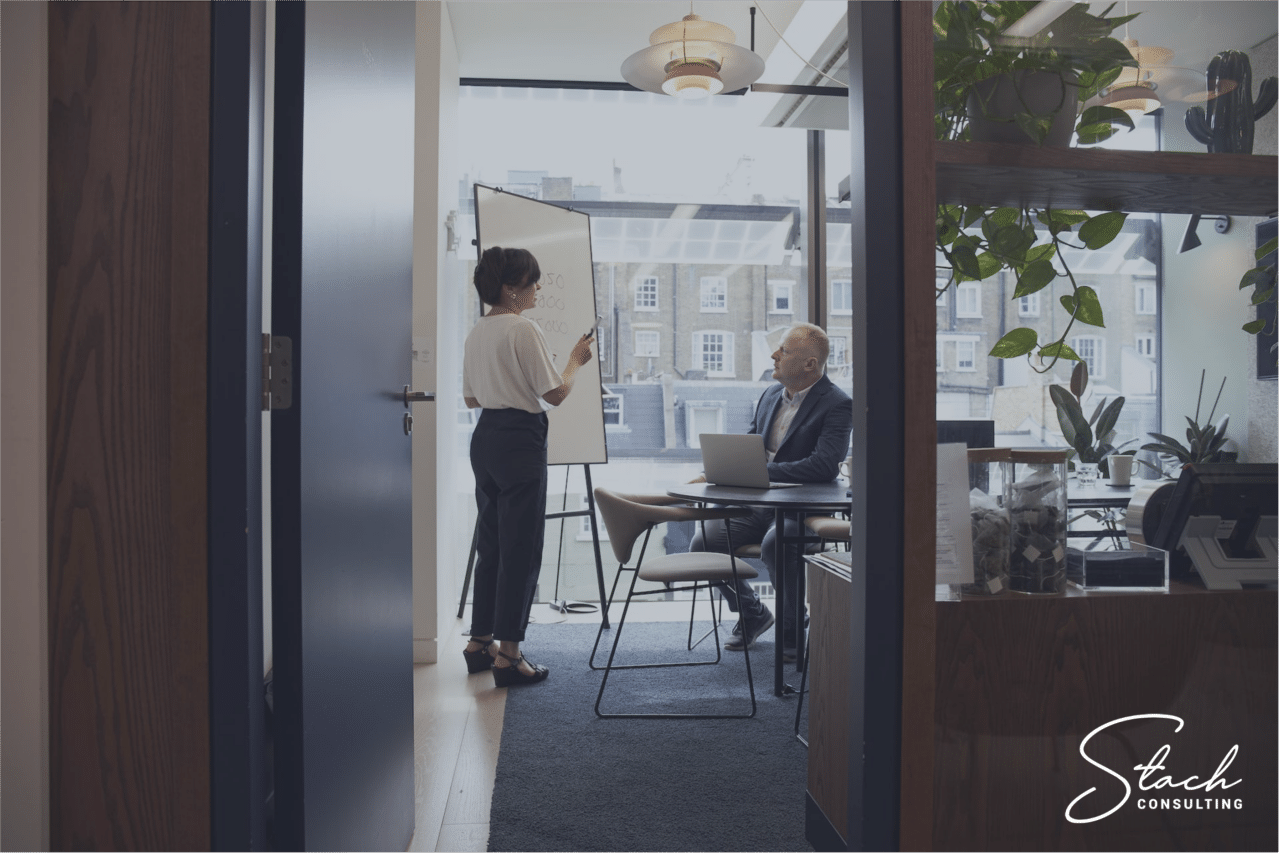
[{"xmin": 461, "ymin": 246, "xmax": 594, "ymax": 687}]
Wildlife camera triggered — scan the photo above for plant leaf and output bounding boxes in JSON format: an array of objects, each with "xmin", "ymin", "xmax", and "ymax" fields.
[
  {"xmin": 1256, "ymin": 236, "xmax": 1278, "ymax": 262},
  {"xmin": 1239, "ymin": 268, "xmax": 1265, "ymax": 290},
  {"xmin": 1079, "ymin": 105, "xmax": 1135, "ymax": 132},
  {"xmin": 1070, "ymin": 360, "xmax": 1089, "ymax": 398},
  {"xmin": 1014, "ymin": 259, "xmax": 1057, "ymax": 297},
  {"xmin": 1076, "ymin": 122, "xmax": 1119, "ymax": 145},
  {"xmin": 1026, "ymin": 243, "xmax": 1057, "ymax": 265},
  {"xmin": 1251, "ymin": 287, "xmax": 1275, "ymax": 306},
  {"xmin": 988, "ymin": 206, "xmax": 1019, "ymax": 227},
  {"xmin": 1095, "ymin": 396, "xmax": 1126, "ymax": 440},
  {"xmin": 1078, "ymin": 211, "xmax": 1128, "ymax": 250},
  {"xmin": 1244, "ymin": 318, "xmax": 1268, "ymax": 334},
  {"xmin": 1039, "ymin": 341, "xmax": 1081, "ymax": 362},
  {"xmin": 1015, "ymin": 113, "xmax": 1052, "ymax": 145},
  {"xmin": 989, "ymin": 327, "xmax": 1038, "ymax": 358},
  {"xmin": 1059, "ymin": 286, "xmax": 1106, "ymax": 327},
  {"xmin": 975, "ymin": 251, "xmax": 1003, "ymax": 280}
]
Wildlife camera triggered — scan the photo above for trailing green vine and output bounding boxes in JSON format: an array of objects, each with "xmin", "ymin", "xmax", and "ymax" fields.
[{"xmin": 936, "ymin": 203, "xmax": 1128, "ymax": 371}]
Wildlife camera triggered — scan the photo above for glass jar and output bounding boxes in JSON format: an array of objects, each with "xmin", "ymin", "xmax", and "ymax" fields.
[
  {"xmin": 962, "ymin": 448, "xmax": 1012, "ymax": 596},
  {"xmin": 1008, "ymin": 449, "xmax": 1069, "ymax": 595}
]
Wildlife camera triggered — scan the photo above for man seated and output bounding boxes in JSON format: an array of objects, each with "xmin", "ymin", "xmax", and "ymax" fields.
[{"xmin": 689, "ymin": 323, "xmax": 853, "ymax": 660}]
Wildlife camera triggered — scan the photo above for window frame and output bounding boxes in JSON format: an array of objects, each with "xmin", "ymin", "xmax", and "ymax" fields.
[
  {"xmin": 699, "ymin": 276, "xmax": 728, "ymax": 313},
  {"xmin": 691, "ymin": 330, "xmax": 735, "ymax": 378},
  {"xmin": 634, "ymin": 276, "xmax": 659, "ymax": 312},
  {"xmin": 634, "ymin": 329, "xmax": 660, "ymax": 357},
  {"xmin": 1070, "ymin": 335, "xmax": 1106, "ymax": 380},
  {"xmin": 771, "ymin": 280, "xmax": 794, "ymax": 314},
  {"xmin": 1018, "ymin": 292, "xmax": 1040, "ymax": 317},
  {"xmin": 955, "ymin": 282, "xmax": 982, "ymax": 318},
  {"xmin": 830, "ymin": 279, "xmax": 853, "ymax": 316},
  {"xmin": 955, "ymin": 339, "xmax": 977, "ymax": 372},
  {"xmin": 1135, "ymin": 281, "xmax": 1157, "ymax": 315},
  {"xmin": 1135, "ymin": 334, "xmax": 1156, "ymax": 360}
]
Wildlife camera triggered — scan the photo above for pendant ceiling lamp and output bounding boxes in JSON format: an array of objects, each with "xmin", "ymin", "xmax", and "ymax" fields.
[
  {"xmin": 1098, "ymin": 39, "xmax": 1169, "ymax": 119},
  {"xmin": 621, "ymin": 6, "xmax": 765, "ymax": 100}
]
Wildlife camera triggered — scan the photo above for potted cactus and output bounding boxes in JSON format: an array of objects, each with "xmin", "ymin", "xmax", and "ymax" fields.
[{"xmin": 1185, "ymin": 49, "xmax": 1278, "ymax": 154}]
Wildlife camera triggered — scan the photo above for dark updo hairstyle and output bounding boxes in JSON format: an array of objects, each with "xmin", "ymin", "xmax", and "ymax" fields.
[{"xmin": 474, "ymin": 246, "xmax": 541, "ymax": 306}]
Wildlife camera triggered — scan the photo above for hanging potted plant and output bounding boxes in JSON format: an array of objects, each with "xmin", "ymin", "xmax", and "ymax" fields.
[
  {"xmin": 934, "ymin": 0, "xmax": 1140, "ymax": 146},
  {"xmin": 933, "ymin": 2, "xmax": 1145, "ymax": 370}
]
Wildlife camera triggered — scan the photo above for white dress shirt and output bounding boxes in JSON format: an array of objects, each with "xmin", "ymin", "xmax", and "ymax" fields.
[{"xmin": 765, "ymin": 379, "xmax": 818, "ymax": 462}]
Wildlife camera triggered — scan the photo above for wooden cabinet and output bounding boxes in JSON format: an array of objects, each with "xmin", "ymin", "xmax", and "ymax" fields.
[{"xmin": 933, "ymin": 585, "xmax": 1277, "ymax": 851}]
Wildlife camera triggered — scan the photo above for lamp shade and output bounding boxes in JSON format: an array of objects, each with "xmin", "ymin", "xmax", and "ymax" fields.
[
  {"xmin": 1100, "ymin": 83, "xmax": 1161, "ymax": 119},
  {"xmin": 621, "ymin": 13, "xmax": 765, "ymax": 100}
]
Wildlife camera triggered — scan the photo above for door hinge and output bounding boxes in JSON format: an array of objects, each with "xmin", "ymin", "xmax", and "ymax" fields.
[{"xmin": 262, "ymin": 333, "xmax": 293, "ymax": 411}]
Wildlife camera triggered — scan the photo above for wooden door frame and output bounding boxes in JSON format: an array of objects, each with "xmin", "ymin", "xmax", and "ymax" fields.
[{"xmin": 47, "ymin": 4, "xmax": 213, "ymax": 848}]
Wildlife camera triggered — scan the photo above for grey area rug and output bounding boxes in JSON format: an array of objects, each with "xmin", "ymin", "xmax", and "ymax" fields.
[{"xmin": 487, "ymin": 620, "xmax": 813, "ymax": 852}]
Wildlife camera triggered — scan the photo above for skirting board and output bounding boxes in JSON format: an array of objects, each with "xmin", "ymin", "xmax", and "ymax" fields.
[{"xmin": 413, "ymin": 638, "xmax": 438, "ymax": 665}]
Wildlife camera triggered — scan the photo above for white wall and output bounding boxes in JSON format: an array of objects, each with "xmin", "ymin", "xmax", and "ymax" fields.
[
  {"xmin": 412, "ymin": 1, "xmax": 461, "ymax": 663},
  {"xmin": 0, "ymin": 2, "xmax": 51, "ymax": 849},
  {"xmin": 1160, "ymin": 33, "xmax": 1278, "ymax": 463}
]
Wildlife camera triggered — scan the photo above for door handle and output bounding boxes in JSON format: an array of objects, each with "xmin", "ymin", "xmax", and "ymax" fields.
[{"xmin": 403, "ymin": 385, "xmax": 435, "ymax": 407}]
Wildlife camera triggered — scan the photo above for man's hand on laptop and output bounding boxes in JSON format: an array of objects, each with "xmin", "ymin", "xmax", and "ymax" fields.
[{"xmin": 687, "ymin": 473, "xmax": 707, "ymax": 484}]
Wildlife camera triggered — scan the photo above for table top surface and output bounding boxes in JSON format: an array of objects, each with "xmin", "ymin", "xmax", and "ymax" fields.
[{"xmin": 667, "ymin": 480, "xmax": 851, "ymax": 509}]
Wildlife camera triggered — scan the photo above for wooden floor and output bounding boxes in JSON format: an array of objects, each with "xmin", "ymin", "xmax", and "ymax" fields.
[{"xmin": 408, "ymin": 601, "xmax": 697, "ymax": 852}]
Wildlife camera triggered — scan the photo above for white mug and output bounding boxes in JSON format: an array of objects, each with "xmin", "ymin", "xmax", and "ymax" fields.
[
  {"xmin": 1107, "ymin": 454, "xmax": 1134, "ymax": 486},
  {"xmin": 839, "ymin": 454, "xmax": 853, "ymax": 479}
]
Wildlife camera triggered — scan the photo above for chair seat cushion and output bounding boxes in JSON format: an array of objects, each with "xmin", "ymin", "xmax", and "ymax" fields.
[
  {"xmin": 805, "ymin": 516, "xmax": 852, "ymax": 540},
  {"xmin": 637, "ymin": 553, "xmax": 759, "ymax": 583}
]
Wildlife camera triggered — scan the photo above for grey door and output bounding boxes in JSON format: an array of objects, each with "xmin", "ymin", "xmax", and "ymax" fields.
[{"xmin": 269, "ymin": 3, "xmax": 416, "ymax": 850}]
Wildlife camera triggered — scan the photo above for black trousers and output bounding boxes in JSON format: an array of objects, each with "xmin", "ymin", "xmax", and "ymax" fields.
[
  {"xmin": 689, "ymin": 507, "xmax": 806, "ymax": 643},
  {"xmin": 469, "ymin": 408, "xmax": 549, "ymax": 643}
]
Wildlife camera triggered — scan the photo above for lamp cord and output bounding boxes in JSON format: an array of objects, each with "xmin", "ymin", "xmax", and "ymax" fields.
[{"xmin": 752, "ymin": 2, "xmax": 849, "ymax": 89}]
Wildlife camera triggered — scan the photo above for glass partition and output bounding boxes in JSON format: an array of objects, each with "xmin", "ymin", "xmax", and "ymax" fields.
[{"xmin": 451, "ymin": 84, "xmax": 826, "ymax": 606}]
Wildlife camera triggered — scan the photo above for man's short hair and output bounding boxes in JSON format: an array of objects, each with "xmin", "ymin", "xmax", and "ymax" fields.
[{"xmin": 789, "ymin": 323, "xmax": 830, "ymax": 368}]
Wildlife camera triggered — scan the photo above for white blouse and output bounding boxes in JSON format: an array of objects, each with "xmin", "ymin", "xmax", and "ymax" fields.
[{"xmin": 462, "ymin": 314, "xmax": 562, "ymax": 413}]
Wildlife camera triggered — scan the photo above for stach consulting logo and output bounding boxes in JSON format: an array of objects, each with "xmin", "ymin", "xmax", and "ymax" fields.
[{"xmin": 1065, "ymin": 714, "xmax": 1243, "ymax": 824}]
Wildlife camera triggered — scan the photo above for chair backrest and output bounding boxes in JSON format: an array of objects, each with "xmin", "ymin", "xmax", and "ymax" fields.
[{"xmin": 592, "ymin": 488, "xmax": 657, "ymax": 566}]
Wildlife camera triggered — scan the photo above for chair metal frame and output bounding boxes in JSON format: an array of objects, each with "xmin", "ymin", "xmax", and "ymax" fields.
[{"xmin": 591, "ymin": 489, "xmax": 758, "ymax": 720}]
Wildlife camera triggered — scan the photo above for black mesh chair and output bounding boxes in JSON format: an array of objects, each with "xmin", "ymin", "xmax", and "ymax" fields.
[{"xmin": 591, "ymin": 488, "xmax": 759, "ymax": 719}]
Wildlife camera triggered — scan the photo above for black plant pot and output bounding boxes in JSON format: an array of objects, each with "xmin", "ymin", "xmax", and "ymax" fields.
[{"xmin": 967, "ymin": 70, "xmax": 1078, "ymax": 147}]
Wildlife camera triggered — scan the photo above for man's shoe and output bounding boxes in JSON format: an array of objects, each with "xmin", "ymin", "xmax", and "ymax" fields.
[{"xmin": 724, "ymin": 608, "xmax": 774, "ymax": 651}]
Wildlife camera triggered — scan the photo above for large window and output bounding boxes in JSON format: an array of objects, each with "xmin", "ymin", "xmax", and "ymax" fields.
[
  {"xmin": 1018, "ymin": 293, "xmax": 1040, "ymax": 317},
  {"xmin": 456, "ymin": 82, "xmax": 815, "ymax": 605}
]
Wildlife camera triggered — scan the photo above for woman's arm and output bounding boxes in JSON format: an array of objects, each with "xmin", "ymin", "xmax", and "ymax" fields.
[
  {"xmin": 541, "ymin": 333, "xmax": 594, "ymax": 407},
  {"xmin": 464, "ymin": 396, "xmax": 481, "ymax": 409}
]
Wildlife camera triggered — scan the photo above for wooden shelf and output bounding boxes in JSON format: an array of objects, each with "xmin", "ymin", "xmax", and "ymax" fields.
[{"xmin": 937, "ymin": 141, "xmax": 1278, "ymax": 216}]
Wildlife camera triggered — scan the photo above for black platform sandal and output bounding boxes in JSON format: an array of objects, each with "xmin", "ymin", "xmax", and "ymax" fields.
[
  {"xmin": 491, "ymin": 649, "xmax": 550, "ymax": 688},
  {"xmin": 463, "ymin": 637, "xmax": 497, "ymax": 674}
]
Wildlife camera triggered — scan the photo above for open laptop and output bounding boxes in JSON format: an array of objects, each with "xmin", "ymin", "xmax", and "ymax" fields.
[{"xmin": 699, "ymin": 433, "xmax": 802, "ymax": 489}]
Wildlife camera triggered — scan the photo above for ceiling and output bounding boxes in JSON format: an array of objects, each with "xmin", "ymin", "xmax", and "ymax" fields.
[{"xmin": 447, "ymin": 1, "xmax": 1279, "ymax": 130}]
